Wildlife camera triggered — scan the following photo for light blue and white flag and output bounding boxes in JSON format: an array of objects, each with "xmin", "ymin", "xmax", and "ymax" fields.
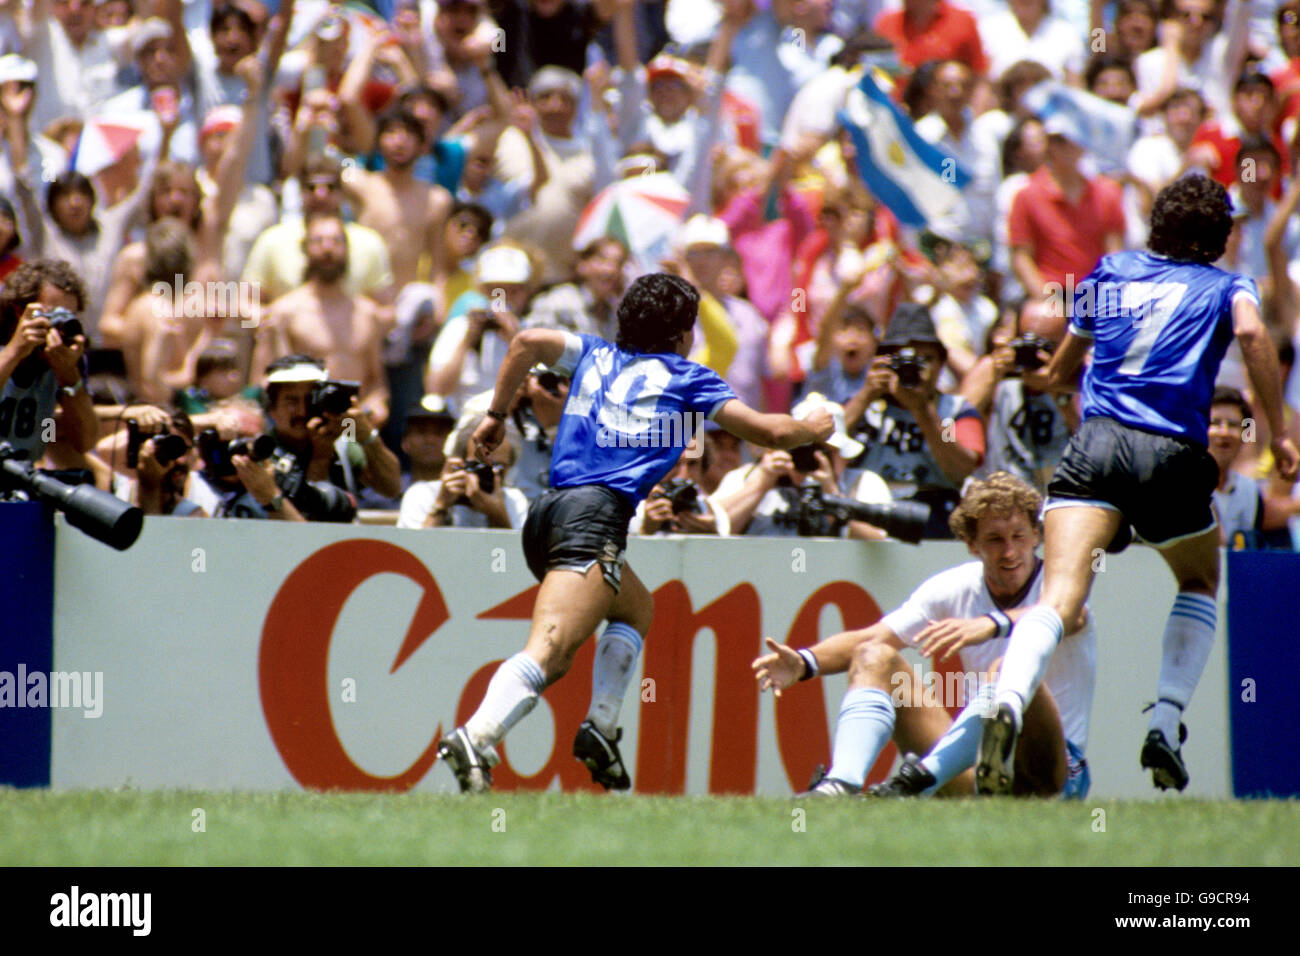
[
  {"xmin": 1022, "ymin": 80, "xmax": 1138, "ymax": 174},
  {"xmin": 837, "ymin": 70, "xmax": 970, "ymax": 229}
]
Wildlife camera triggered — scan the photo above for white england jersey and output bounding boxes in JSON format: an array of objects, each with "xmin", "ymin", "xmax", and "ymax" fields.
[{"xmin": 881, "ymin": 560, "xmax": 1096, "ymax": 752}]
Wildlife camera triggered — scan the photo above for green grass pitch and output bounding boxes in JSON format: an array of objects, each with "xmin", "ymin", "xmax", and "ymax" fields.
[{"xmin": 2, "ymin": 790, "xmax": 1297, "ymax": 866}]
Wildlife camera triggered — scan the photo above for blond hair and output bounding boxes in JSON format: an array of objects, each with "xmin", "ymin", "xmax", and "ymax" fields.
[{"xmin": 948, "ymin": 472, "xmax": 1043, "ymax": 543}]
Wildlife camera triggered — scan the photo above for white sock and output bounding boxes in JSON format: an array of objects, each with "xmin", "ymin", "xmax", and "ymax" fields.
[
  {"xmin": 920, "ymin": 682, "xmax": 995, "ymax": 792},
  {"xmin": 1148, "ymin": 592, "xmax": 1217, "ymax": 743},
  {"xmin": 995, "ymin": 606, "xmax": 1064, "ymax": 727},
  {"xmin": 586, "ymin": 622, "xmax": 644, "ymax": 738},
  {"xmin": 826, "ymin": 688, "xmax": 896, "ymax": 787},
  {"xmin": 465, "ymin": 653, "xmax": 547, "ymax": 751}
]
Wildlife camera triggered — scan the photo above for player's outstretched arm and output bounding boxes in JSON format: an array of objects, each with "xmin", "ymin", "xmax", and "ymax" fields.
[
  {"xmin": 1234, "ymin": 297, "xmax": 1300, "ymax": 481},
  {"xmin": 473, "ymin": 329, "xmax": 570, "ymax": 461},
  {"xmin": 712, "ymin": 399, "xmax": 833, "ymax": 451},
  {"xmin": 751, "ymin": 624, "xmax": 900, "ymax": 695}
]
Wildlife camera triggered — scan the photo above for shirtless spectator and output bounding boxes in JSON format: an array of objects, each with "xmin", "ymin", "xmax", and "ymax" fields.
[
  {"xmin": 254, "ymin": 213, "xmax": 389, "ymax": 425},
  {"xmin": 242, "ymin": 156, "xmax": 394, "ymax": 306},
  {"xmin": 343, "ymin": 107, "xmax": 452, "ymax": 291}
]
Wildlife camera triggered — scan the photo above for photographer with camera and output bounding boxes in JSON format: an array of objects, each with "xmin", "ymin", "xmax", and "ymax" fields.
[
  {"xmin": 632, "ymin": 438, "xmax": 728, "ymax": 536},
  {"xmin": 961, "ymin": 297, "xmax": 1077, "ymax": 493},
  {"xmin": 217, "ymin": 354, "xmax": 398, "ymax": 522},
  {"xmin": 713, "ymin": 394, "xmax": 892, "ymax": 540},
  {"xmin": 92, "ymin": 405, "xmax": 215, "ymax": 516},
  {"xmin": 844, "ymin": 303, "xmax": 986, "ymax": 539},
  {"xmin": 0, "ymin": 260, "xmax": 97, "ymax": 464},
  {"xmin": 398, "ymin": 411, "xmax": 528, "ymax": 529}
]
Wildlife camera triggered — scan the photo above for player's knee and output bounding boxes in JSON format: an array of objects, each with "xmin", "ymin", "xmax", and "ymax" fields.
[{"xmin": 847, "ymin": 640, "xmax": 900, "ymax": 689}]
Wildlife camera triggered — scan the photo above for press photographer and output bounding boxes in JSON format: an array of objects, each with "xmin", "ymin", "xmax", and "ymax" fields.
[
  {"xmin": 398, "ymin": 411, "xmax": 528, "ymax": 529},
  {"xmin": 633, "ymin": 439, "xmax": 728, "ymax": 536},
  {"xmin": 844, "ymin": 303, "xmax": 986, "ymax": 539},
  {"xmin": 0, "ymin": 260, "xmax": 98, "ymax": 463}
]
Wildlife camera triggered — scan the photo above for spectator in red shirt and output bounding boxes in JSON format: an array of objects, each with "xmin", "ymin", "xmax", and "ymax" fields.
[
  {"xmin": 1190, "ymin": 69, "xmax": 1291, "ymax": 195},
  {"xmin": 1008, "ymin": 113, "xmax": 1126, "ymax": 299},
  {"xmin": 875, "ymin": 0, "xmax": 989, "ymax": 78}
]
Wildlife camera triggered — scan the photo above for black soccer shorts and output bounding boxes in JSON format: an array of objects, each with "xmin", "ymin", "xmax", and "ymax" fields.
[
  {"xmin": 522, "ymin": 485, "xmax": 635, "ymax": 592},
  {"xmin": 1045, "ymin": 416, "xmax": 1219, "ymax": 546}
]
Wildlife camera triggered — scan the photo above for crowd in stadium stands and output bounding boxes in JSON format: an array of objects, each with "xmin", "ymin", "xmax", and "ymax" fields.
[{"xmin": 3, "ymin": 0, "xmax": 1300, "ymax": 545}]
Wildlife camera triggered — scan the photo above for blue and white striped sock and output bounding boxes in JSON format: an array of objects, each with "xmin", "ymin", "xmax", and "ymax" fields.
[
  {"xmin": 1149, "ymin": 592, "xmax": 1217, "ymax": 744},
  {"xmin": 920, "ymin": 682, "xmax": 996, "ymax": 793},
  {"xmin": 826, "ymin": 687, "xmax": 896, "ymax": 787},
  {"xmin": 466, "ymin": 652, "xmax": 548, "ymax": 751},
  {"xmin": 586, "ymin": 622, "xmax": 644, "ymax": 737},
  {"xmin": 995, "ymin": 605, "xmax": 1064, "ymax": 727}
]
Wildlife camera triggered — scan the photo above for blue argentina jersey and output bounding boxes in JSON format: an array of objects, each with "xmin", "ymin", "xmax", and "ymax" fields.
[
  {"xmin": 549, "ymin": 333, "xmax": 736, "ymax": 506},
  {"xmin": 1070, "ymin": 251, "xmax": 1257, "ymax": 443}
]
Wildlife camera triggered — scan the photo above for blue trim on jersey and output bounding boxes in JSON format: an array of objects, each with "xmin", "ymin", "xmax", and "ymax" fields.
[
  {"xmin": 1061, "ymin": 739, "xmax": 1090, "ymax": 800},
  {"xmin": 549, "ymin": 335, "xmax": 737, "ymax": 507},
  {"xmin": 1073, "ymin": 251, "xmax": 1256, "ymax": 443}
]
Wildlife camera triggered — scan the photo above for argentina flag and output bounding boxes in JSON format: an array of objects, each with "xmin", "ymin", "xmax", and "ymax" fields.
[{"xmin": 837, "ymin": 70, "xmax": 971, "ymax": 229}]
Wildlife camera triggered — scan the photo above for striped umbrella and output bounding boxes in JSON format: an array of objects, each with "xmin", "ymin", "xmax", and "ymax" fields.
[{"xmin": 571, "ymin": 172, "xmax": 690, "ymax": 277}]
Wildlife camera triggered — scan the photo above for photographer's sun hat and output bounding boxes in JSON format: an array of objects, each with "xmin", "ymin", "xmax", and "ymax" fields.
[
  {"xmin": 265, "ymin": 361, "xmax": 328, "ymax": 384},
  {"xmin": 879, "ymin": 302, "xmax": 945, "ymax": 355},
  {"xmin": 792, "ymin": 392, "xmax": 865, "ymax": 459}
]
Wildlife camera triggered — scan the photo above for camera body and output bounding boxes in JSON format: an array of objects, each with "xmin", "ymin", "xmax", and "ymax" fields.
[
  {"xmin": 888, "ymin": 347, "xmax": 926, "ymax": 389},
  {"xmin": 307, "ymin": 380, "xmax": 360, "ymax": 419},
  {"xmin": 198, "ymin": 428, "xmax": 276, "ymax": 479},
  {"xmin": 126, "ymin": 419, "xmax": 188, "ymax": 470},
  {"xmin": 654, "ymin": 477, "xmax": 703, "ymax": 515},
  {"xmin": 459, "ymin": 459, "xmax": 496, "ymax": 496},
  {"xmin": 36, "ymin": 307, "xmax": 84, "ymax": 343},
  {"xmin": 1007, "ymin": 334, "xmax": 1054, "ymax": 374},
  {"xmin": 773, "ymin": 482, "xmax": 930, "ymax": 543}
]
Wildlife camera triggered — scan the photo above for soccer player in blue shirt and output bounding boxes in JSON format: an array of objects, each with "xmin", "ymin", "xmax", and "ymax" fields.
[
  {"xmin": 976, "ymin": 174, "xmax": 1299, "ymax": 795},
  {"xmin": 435, "ymin": 273, "xmax": 834, "ymax": 793}
]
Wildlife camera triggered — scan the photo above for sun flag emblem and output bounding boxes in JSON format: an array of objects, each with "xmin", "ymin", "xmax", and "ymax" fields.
[{"xmin": 887, "ymin": 140, "xmax": 906, "ymax": 166}]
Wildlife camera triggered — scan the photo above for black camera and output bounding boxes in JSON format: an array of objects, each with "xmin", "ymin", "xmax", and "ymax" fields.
[
  {"xmin": 534, "ymin": 370, "xmax": 564, "ymax": 397},
  {"xmin": 307, "ymin": 380, "xmax": 360, "ymax": 419},
  {"xmin": 775, "ymin": 482, "xmax": 931, "ymax": 544},
  {"xmin": 458, "ymin": 460, "xmax": 496, "ymax": 497},
  {"xmin": 198, "ymin": 428, "xmax": 276, "ymax": 479},
  {"xmin": 126, "ymin": 419, "xmax": 189, "ymax": 470},
  {"xmin": 888, "ymin": 347, "xmax": 927, "ymax": 388},
  {"xmin": 36, "ymin": 306, "xmax": 84, "ymax": 343},
  {"xmin": 653, "ymin": 477, "xmax": 703, "ymax": 514},
  {"xmin": 1008, "ymin": 334, "xmax": 1054, "ymax": 374},
  {"xmin": 790, "ymin": 444, "xmax": 824, "ymax": 473}
]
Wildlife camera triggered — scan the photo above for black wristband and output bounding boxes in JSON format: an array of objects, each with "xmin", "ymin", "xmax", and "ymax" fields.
[
  {"xmin": 486, "ymin": 409, "xmax": 507, "ymax": 422},
  {"xmin": 797, "ymin": 647, "xmax": 819, "ymax": 681}
]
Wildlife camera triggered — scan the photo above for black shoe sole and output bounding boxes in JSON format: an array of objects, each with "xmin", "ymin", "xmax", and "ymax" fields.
[
  {"xmin": 1140, "ymin": 737, "xmax": 1189, "ymax": 792},
  {"xmin": 573, "ymin": 729, "xmax": 631, "ymax": 791}
]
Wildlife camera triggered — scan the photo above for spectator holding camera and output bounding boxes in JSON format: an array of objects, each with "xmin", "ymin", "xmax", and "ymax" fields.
[
  {"xmin": 714, "ymin": 394, "xmax": 891, "ymax": 539},
  {"xmin": 397, "ymin": 410, "xmax": 528, "ymax": 529},
  {"xmin": 0, "ymin": 259, "xmax": 96, "ymax": 463},
  {"xmin": 632, "ymin": 439, "xmax": 729, "ymax": 536},
  {"xmin": 427, "ymin": 243, "xmax": 533, "ymax": 408},
  {"xmin": 961, "ymin": 296, "xmax": 1077, "ymax": 492},
  {"xmin": 508, "ymin": 366, "xmax": 569, "ymax": 503},
  {"xmin": 845, "ymin": 303, "xmax": 985, "ymax": 539},
  {"xmin": 230, "ymin": 354, "xmax": 398, "ymax": 521}
]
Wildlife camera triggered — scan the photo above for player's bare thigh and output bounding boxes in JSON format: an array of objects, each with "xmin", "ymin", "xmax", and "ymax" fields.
[
  {"xmin": 1039, "ymin": 503, "xmax": 1123, "ymax": 626},
  {"xmin": 1152, "ymin": 526, "xmax": 1220, "ymax": 597}
]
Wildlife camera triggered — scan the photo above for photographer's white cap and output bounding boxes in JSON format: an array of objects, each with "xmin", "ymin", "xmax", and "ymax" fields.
[
  {"xmin": 791, "ymin": 392, "xmax": 864, "ymax": 459},
  {"xmin": 0, "ymin": 55, "xmax": 37, "ymax": 86},
  {"xmin": 265, "ymin": 362, "xmax": 328, "ymax": 384},
  {"xmin": 475, "ymin": 245, "xmax": 532, "ymax": 285}
]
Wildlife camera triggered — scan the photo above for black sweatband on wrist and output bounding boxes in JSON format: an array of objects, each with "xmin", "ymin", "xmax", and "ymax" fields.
[
  {"xmin": 486, "ymin": 409, "xmax": 507, "ymax": 422},
  {"xmin": 797, "ymin": 647, "xmax": 819, "ymax": 681}
]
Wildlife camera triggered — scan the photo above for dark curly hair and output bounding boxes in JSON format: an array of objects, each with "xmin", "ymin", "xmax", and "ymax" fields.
[
  {"xmin": 0, "ymin": 259, "xmax": 88, "ymax": 343},
  {"xmin": 615, "ymin": 273, "xmax": 699, "ymax": 354},
  {"xmin": 1147, "ymin": 175, "xmax": 1233, "ymax": 264}
]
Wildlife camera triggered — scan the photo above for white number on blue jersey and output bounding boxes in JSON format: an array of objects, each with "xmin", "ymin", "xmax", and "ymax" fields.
[
  {"xmin": 568, "ymin": 348, "xmax": 672, "ymax": 439},
  {"xmin": 1118, "ymin": 282, "xmax": 1186, "ymax": 375}
]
